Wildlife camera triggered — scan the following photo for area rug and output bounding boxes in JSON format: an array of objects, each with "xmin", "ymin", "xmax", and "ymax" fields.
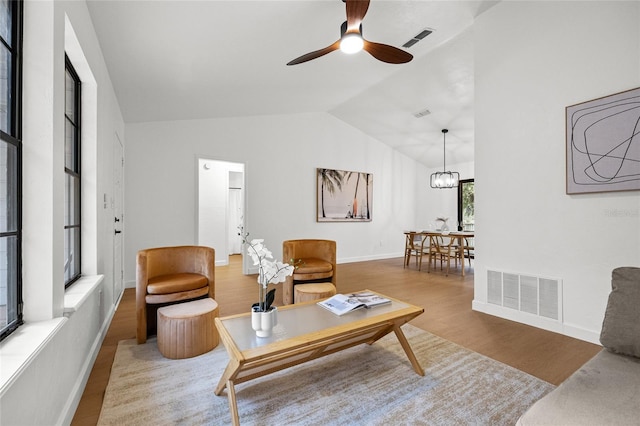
[{"xmin": 98, "ymin": 325, "xmax": 553, "ymax": 425}]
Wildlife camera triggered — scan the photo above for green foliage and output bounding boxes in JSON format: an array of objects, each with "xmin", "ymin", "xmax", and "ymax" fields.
[
  {"xmin": 253, "ymin": 288, "xmax": 276, "ymax": 311},
  {"xmin": 461, "ymin": 182, "xmax": 475, "ymax": 225}
]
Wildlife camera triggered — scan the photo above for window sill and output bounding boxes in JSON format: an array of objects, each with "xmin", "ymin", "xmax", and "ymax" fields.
[
  {"xmin": 0, "ymin": 317, "xmax": 66, "ymax": 394},
  {"xmin": 63, "ymin": 274, "xmax": 104, "ymax": 315},
  {"xmin": 0, "ymin": 274, "xmax": 103, "ymax": 394}
]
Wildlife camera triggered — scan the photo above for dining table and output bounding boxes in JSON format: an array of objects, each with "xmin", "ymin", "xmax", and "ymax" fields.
[{"xmin": 404, "ymin": 230, "xmax": 474, "ymax": 276}]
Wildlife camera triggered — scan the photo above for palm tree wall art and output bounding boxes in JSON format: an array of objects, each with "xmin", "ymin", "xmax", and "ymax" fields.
[{"xmin": 317, "ymin": 168, "xmax": 372, "ymax": 222}]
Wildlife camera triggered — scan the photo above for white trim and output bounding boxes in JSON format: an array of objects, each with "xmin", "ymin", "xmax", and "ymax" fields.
[
  {"xmin": 472, "ymin": 300, "xmax": 601, "ymax": 345},
  {"xmin": 338, "ymin": 252, "xmax": 404, "ymax": 264}
]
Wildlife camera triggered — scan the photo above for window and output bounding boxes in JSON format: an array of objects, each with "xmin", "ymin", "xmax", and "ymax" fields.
[
  {"xmin": 457, "ymin": 179, "xmax": 474, "ymax": 231},
  {"xmin": 0, "ymin": 0, "xmax": 22, "ymax": 342},
  {"xmin": 64, "ymin": 56, "xmax": 80, "ymax": 287}
]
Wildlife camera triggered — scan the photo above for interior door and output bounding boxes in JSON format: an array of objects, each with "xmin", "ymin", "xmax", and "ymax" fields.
[{"xmin": 113, "ymin": 133, "xmax": 124, "ymax": 302}]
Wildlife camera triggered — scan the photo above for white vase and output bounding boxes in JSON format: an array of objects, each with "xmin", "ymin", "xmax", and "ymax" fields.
[{"xmin": 251, "ymin": 306, "xmax": 277, "ymax": 338}]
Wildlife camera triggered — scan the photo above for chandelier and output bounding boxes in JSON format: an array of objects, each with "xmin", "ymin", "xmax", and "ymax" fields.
[{"xmin": 430, "ymin": 129, "xmax": 459, "ymax": 189}]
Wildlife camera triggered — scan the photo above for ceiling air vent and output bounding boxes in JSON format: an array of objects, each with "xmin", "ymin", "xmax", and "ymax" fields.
[
  {"xmin": 413, "ymin": 108, "xmax": 431, "ymax": 118},
  {"xmin": 402, "ymin": 28, "xmax": 433, "ymax": 48}
]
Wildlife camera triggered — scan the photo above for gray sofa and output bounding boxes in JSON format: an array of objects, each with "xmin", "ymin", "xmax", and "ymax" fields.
[{"xmin": 517, "ymin": 267, "xmax": 640, "ymax": 425}]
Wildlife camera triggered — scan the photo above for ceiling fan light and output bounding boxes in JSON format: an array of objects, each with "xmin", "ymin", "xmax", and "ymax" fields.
[{"xmin": 340, "ymin": 33, "xmax": 364, "ymax": 54}]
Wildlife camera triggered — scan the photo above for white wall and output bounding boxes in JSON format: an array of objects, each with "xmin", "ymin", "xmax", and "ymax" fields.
[
  {"xmin": 473, "ymin": 1, "xmax": 640, "ymax": 343},
  {"xmin": 124, "ymin": 112, "xmax": 425, "ymax": 286},
  {"xmin": 0, "ymin": 1, "xmax": 125, "ymax": 424}
]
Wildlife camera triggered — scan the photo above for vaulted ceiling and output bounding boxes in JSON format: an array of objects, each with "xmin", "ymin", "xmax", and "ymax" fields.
[{"xmin": 86, "ymin": 0, "xmax": 498, "ymax": 167}]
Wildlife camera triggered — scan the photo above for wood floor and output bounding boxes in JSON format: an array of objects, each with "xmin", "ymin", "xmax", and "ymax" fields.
[{"xmin": 71, "ymin": 255, "xmax": 601, "ymax": 425}]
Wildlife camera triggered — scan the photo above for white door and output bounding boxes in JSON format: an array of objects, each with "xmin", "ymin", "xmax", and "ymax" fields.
[
  {"xmin": 228, "ymin": 188, "xmax": 243, "ymax": 254},
  {"xmin": 113, "ymin": 133, "xmax": 124, "ymax": 302}
]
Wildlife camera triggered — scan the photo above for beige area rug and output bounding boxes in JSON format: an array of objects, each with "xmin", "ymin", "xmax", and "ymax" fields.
[{"xmin": 98, "ymin": 325, "xmax": 553, "ymax": 425}]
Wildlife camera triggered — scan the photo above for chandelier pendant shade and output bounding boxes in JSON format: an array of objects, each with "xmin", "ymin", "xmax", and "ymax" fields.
[{"xmin": 430, "ymin": 129, "xmax": 459, "ymax": 189}]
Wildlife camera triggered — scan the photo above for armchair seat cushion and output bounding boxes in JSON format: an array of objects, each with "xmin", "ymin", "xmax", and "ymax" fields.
[
  {"xmin": 293, "ymin": 258, "xmax": 333, "ymax": 281},
  {"xmin": 294, "ymin": 258, "xmax": 333, "ymax": 274},
  {"xmin": 147, "ymin": 273, "xmax": 208, "ymax": 295}
]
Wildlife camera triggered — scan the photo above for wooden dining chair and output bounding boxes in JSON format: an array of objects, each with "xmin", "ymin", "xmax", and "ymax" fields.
[
  {"xmin": 463, "ymin": 236, "xmax": 474, "ymax": 270},
  {"xmin": 427, "ymin": 235, "xmax": 461, "ymax": 276},
  {"xmin": 403, "ymin": 232, "xmax": 418, "ymax": 268},
  {"xmin": 404, "ymin": 232, "xmax": 432, "ymax": 270}
]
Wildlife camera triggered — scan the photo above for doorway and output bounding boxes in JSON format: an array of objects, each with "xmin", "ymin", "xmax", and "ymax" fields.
[{"xmin": 197, "ymin": 159, "xmax": 245, "ymax": 268}]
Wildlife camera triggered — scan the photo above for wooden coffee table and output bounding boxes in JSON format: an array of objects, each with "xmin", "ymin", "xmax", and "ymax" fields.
[{"xmin": 214, "ymin": 290, "xmax": 424, "ymax": 425}]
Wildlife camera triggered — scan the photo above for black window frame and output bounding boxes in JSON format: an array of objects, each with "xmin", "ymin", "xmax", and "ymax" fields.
[
  {"xmin": 457, "ymin": 178, "xmax": 474, "ymax": 231},
  {"xmin": 64, "ymin": 55, "xmax": 81, "ymax": 288},
  {"xmin": 0, "ymin": 0, "xmax": 24, "ymax": 342}
]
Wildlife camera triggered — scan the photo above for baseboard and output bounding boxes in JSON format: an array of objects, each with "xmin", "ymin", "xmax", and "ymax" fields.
[
  {"xmin": 57, "ymin": 294, "xmax": 119, "ymax": 425},
  {"xmin": 472, "ymin": 300, "xmax": 600, "ymax": 345},
  {"xmin": 338, "ymin": 252, "xmax": 404, "ymax": 264},
  {"xmin": 562, "ymin": 323, "xmax": 601, "ymax": 345}
]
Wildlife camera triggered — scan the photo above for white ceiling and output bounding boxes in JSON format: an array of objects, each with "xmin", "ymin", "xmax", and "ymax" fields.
[{"xmin": 86, "ymin": 0, "xmax": 498, "ymax": 167}]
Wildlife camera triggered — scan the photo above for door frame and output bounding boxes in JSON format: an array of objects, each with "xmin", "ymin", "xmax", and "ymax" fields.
[{"xmin": 112, "ymin": 132, "xmax": 124, "ymax": 303}]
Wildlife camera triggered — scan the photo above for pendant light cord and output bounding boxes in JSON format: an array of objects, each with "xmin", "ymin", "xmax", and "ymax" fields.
[{"xmin": 442, "ymin": 129, "xmax": 448, "ymax": 171}]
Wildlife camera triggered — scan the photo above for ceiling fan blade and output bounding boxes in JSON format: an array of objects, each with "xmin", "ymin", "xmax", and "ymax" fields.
[
  {"xmin": 287, "ymin": 40, "xmax": 341, "ymax": 66},
  {"xmin": 345, "ymin": 0, "xmax": 370, "ymax": 32},
  {"xmin": 363, "ymin": 40, "xmax": 413, "ymax": 64}
]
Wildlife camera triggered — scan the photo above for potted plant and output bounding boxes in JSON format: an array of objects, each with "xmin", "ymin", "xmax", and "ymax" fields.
[{"xmin": 240, "ymin": 228, "xmax": 294, "ymax": 337}]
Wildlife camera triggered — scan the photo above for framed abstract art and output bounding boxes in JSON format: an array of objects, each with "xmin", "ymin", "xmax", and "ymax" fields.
[{"xmin": 566, "ymin": 87, "xmax": 640, "ymax": 194}]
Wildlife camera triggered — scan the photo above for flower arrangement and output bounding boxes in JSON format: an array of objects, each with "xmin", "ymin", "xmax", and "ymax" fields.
[{"xmin": 239, "ymin": 227, "xmax": 294, "ymax": 312}]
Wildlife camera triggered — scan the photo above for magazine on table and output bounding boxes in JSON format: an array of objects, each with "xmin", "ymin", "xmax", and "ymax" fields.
[{"xmin": 317, "ymin": 292, "xmax": 391, "ymax": 316}]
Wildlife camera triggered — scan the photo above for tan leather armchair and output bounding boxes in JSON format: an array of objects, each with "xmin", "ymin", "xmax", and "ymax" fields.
[
  {"xmin": 282, "ymin": 239, "xmax": 336, "ymax": 305},
  {"xmin": 136, "ymin": 246, "xmax": 215, "ymax": 344}
]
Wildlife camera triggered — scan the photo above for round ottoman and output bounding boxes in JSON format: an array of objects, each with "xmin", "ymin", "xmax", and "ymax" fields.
[
  {"xmin": 294, "ymin": 282, "xmax": 337, "ymax": 303},
  {"xmin": 157, "ymin": 297, "xmax": 219, "ymax": 359}
]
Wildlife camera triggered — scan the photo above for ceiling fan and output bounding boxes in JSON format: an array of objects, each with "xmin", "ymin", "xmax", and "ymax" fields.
[{"xmin": 286, "ymin": 0, "xmax": 413, "ymax": 66}]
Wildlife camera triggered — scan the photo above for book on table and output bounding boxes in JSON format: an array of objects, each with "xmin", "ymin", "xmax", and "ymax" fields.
[{"xmin": 317, "ymin": 292, "xmax": 391, "ymax": 316}]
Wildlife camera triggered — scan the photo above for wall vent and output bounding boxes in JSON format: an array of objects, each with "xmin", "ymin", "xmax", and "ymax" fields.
[{"xmin": 487, "ymin": 269, "xmax": 562, "ymax": 321}]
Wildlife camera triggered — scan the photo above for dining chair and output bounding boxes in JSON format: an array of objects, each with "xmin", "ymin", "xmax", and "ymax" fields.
[
  {"xmin": 427, "ymin": 234, "xmax": 461, "ymax": 276},
  {"xmin": 463, "ymin": 236, "xmax": 474, "ymax": 270},
  {"xmin": 404, "ymin": 232, "xmax": 427, "ymax": 269},
  {"xmin": 404, "ymin": 233, "xmax": 417, "ymax": 268}
]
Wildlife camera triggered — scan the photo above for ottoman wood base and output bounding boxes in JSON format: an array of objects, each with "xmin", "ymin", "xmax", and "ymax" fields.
[
  {"xmin": 294, "ymin": 282, "xmax": 337, "ymax": 303},
  {"xmin": 157, "ymin": 298, "xmax": 219, "ymax": 359}
]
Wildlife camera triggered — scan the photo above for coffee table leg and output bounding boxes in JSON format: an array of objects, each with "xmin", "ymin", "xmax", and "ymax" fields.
[
  {"xmin": 393, "ymin": 324, "xmax": 425, "ymax": 376},
  {"xmin": 215, "ymin": 358, "xmax": 240, "ymax": 395},
  {"xmin": 227, "ymin": 379, "xmax": 240, "ymax": 426}
]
